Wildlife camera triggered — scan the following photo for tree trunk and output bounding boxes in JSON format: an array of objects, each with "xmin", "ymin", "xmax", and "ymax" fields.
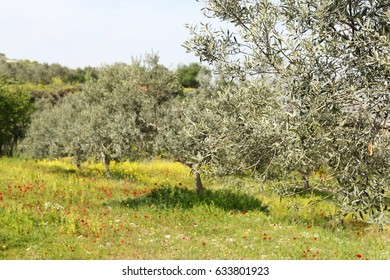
[
  {"xmin": 101, "ymin": 152, "xmax": 111, "ymax": 178},
  {"xmin": 302, "ymin": 173, "xmax": 309, "ymax": 189},
  {"xmin": 175, "ymin": 158, "xmax": 204, "ymax": 193},
  {"xmin": 76, "ymin": 158, "xmax": 81, "ymax": 169},
  {"xmin": 192, "ymin": 163, "xmax": 204, "ymax": 193}
]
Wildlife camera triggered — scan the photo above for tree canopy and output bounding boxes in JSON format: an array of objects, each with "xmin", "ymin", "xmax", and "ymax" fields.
[{"xmin": 183, "ymin": 0, "xmax": 389, "ymax": 222}]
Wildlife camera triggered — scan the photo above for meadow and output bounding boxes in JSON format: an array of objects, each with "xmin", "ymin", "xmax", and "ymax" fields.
[{"xmin": 0, "ymin": 157, "xmax": 388, "ymax": 260}]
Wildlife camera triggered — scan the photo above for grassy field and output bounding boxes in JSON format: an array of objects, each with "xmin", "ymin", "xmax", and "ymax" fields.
[{"xmin": 0, "ymin": 157, "xmax": 388, "ymax": 260}]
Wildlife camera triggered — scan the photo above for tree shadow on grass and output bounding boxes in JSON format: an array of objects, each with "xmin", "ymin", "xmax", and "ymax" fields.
[{"xmin": 115, "ymin": 186, "xmax": 269, "ymax": 213}]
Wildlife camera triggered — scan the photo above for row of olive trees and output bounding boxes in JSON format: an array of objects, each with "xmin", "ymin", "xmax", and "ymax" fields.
[
  {"xmin": 20, "ymin": 52, "xmax": 277, "ymax": 191},
  {"xmin": 182, "ymin": 0, "xmax": 389, "ymax": 223}
]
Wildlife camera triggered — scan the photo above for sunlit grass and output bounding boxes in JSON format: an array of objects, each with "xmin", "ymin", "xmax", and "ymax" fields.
[
  {"xmin": 36, "ymin": 158, "xmax": 193, "ymax": 187},
  {"xmin": 0, "ymin": 157, "xmax": 388, "ymax": 260}
]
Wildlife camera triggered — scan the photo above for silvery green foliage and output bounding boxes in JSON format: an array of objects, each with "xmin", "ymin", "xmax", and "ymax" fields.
[
  {"xmin": 62, "ymin": 58, "xmax": 180, "ymax": 175},
  {"xmin": 204, "ymin": 80, "xmax": 281, "ymax": 176},
  {"xmin": 134, "ymin": 53, "xmax": 183, "ymax": 135},
  {"xmin": 157, "ymin": 78, "xmax": 281, "ymax": 192},
  {"xmin": 75, "ymin": 64, "xmax": 144, "ymax": 166},
  {"xmin": 184, "ymin": 0, "xmax": 389, "ymax": 223},
  {"xmin": 20, "ymin": 93, "xmax": 82, "ymax": 159}
]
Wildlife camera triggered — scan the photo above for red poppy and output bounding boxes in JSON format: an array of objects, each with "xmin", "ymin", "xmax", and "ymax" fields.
[{"xmin": 356, "ymin": 254, "xmax": 362, "ymax": 258}]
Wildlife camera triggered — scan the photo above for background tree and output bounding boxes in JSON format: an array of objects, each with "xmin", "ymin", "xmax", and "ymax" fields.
[
  {"xmin": 0, "ymin": 81, "xmax": 33, "ymax": 156},
  {"xmin": 20, "ymin": 93, "xmax": 83, "ymax": 160},
  {"xmin": 176, "ymin": 63, "xmax": 203, "ymax": 88},
  {"xmin": 136, "ymin": 53, "xmax": 183, "ymax": 133}
]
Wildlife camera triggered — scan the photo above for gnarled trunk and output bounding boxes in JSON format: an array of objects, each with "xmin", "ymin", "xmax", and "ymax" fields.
[
  {"xmin": 192, "ymin": 163, "xmax": 204, "ymax": 193},
  {"xmin": 302, "ymin": 173, "xmax": 309, "ymax": 189},
  {"xmin": 76, "ymin": 158, "xmax": 81, "ymax": 169},
  {"xmin": 175, "ymin": 157, "xmax": 204, "ymax": 193}
]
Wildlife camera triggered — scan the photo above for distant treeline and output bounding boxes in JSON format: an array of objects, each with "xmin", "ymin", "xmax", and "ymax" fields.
[
  {"xmin": 0, "ymin": 53, "xmax": 98, "ymax": 85},
  {"xmin": 0, "ymin": 53, "xmax": 203, "ymax": 89}
]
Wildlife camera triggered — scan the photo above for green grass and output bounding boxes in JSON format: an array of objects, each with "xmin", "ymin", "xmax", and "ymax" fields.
[{"xmin": 0, "ymin": 157, "xmax": 388, "ymax": 260}]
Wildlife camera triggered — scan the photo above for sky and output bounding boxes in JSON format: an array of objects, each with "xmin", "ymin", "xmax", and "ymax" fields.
[{"xmin": 0, "ymin": 0, "xmax": 208, "ymax": 69}]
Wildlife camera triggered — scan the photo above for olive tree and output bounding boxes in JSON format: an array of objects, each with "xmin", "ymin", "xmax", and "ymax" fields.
[
  {"xmin": 135, "ymin": 53, "xmax": 183, "ymax": 134},
  {"xmin": 22, "ymin": 55, "xmax": 182, "ymax": 178},
  {"xmin": 157, "ymin": 78, "xmax": 280, "ymax": 192},
  {"xmin": 20, "ymin": 93, "xmax": 82, "ymax": 160},
  {"xmin": 184, "ymin": 0, "xmax": 389, "ymax": 222},
  {"xmin": 72, "ymin": 64, "xmax": 144, "ymax": 176}
]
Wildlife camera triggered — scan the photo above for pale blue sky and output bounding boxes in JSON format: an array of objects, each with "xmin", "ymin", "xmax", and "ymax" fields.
[{"xmin": 0, "ymin": 0, "xmax": 206, "ymax": 68}]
